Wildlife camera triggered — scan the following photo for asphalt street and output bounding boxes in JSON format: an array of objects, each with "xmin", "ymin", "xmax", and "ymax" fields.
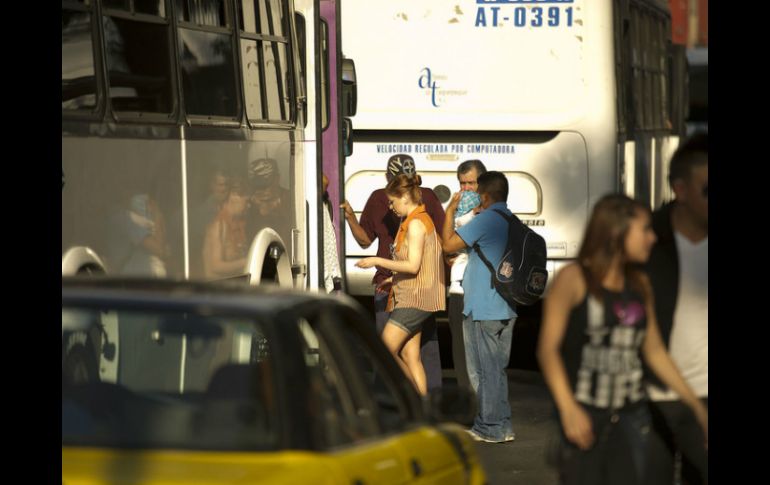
[{"xmin": 444, "ymin": 369, "xmax": 561, "ymax": 485}]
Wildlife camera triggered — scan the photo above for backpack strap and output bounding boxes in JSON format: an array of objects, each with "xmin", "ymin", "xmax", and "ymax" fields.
[
  {"xmin": 472, "ymin": 242, "xmax": 496, "ymax": 289},
  {"xmin": 492, "ymin": 208, "xmax": 514, "ymax": 224},
  {"xmin": 471, "ymin": 209, "xmax": 511, "ymax": 289}
]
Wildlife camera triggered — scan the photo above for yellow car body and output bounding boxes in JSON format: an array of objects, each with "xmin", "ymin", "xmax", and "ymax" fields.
[
  {"xmin": 64, "ymin": 426, "xmax": 486, "ymax": 485},
  {"xmin": 62, "ymin": 280, "xmax": 487, "ymax": 485}
]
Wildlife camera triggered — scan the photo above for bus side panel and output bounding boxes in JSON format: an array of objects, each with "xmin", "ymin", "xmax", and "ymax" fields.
[
  {"xmin": 296, "ymin": 0, "xmax": 321, "ymax": 291},
  {"xmin": 184, "ymin": 128, "xmax": 300, "ymax": 282},
  {"xmin": 343, "ymin": 133, "xmax": 588, "ymax": 296},
  {"xmin": 62, "ymin": 134, "xmax": 184, "ymax": 278},
  {"xmin": 320, "ymin": 0, "xmax": 341, "ymax": 233}
]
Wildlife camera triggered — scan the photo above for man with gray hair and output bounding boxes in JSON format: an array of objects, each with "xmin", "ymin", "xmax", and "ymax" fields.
[{"xmin": 448, "ymin": 159, "xmax": 487, "ymax": 391}]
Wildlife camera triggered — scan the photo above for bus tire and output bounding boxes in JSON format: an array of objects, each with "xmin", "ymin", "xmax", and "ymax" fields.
[{"xmin": 77, "ymin": 264, "xmax": 105, "ymax": 276}]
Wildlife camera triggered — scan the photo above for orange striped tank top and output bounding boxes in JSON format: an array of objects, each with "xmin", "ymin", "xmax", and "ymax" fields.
[{"xmin": 386, "ymin": 205, "xmax": 446, "ymax": 312}]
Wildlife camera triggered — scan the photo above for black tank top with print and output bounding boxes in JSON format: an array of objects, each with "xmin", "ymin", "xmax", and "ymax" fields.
[{"xmin": 560, "ymin": 284, "xmax": 648, "ymax": 411}]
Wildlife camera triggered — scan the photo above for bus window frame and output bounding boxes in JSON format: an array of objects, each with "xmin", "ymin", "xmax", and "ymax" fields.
[
  {"xmin": 62, "ymin": 0, "xmax": 107, "ymax": 121},
  {"xmin": 319, "ymin": 18, "xmax": 329, "ymax": 132},
  {"xmin": 100, "ymin": 5, "xmax": 180, "ymax": 124},
  {"xmin": 627, "ymin": 0, "xmax": 672, "ymax": 136},
  {"xmin": 238, "ymin": 0, "xmax": 298, "ymax": 130},
  {"xmin": 293, "ymin": 11, "xmax": 307, "ymax": 128},
  {"xmin": 66, "ymin": 0, "xmax": 305, "ymax": 129},
  {"xmin": 175, "ymin": 0, "xmax": 244, "ymax": 126}
]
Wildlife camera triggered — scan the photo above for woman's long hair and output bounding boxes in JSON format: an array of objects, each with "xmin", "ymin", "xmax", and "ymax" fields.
[
  {"xmin": 577, "ymin": 194, "xmax": 651, "ymax": 299},
  {"xmin": 385, "ymin": 174, "xmax": 423, "ymax": 205}
]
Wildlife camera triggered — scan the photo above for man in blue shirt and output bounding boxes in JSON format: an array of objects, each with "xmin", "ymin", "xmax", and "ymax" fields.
[{"xmin": 442, "ymin": 171, "xmax": 516, "ymax": 443}]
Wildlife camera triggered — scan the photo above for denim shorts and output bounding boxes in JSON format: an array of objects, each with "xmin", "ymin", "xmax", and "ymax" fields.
[{"xmin": 388, "ymin": 307, "xmax": 433, "ymax": 335}]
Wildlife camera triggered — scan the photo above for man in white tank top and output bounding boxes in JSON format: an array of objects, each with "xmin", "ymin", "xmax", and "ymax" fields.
[{"xmin": 645, "ymin": 134, "xmax": 708, "ymax": 485}]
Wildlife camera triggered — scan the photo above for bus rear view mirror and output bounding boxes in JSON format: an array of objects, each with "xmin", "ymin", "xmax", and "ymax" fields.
[{"xmin": 342, "ymin": 58, "xmax": 357, "ymax": 118}]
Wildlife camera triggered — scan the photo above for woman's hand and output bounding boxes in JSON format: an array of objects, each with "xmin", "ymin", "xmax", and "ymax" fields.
[
  {"xmin": 560, "ymin": 403, "xmax": 595, "ymax": 451},
  {"xmin": 355, "ymin": 257, "xmax": 379, "ymax": 269},
  {"xmin": 692, "ymin": 401, "xmax": 708, "ymax": 450},
  {"xmin": 341, "ymin": 200, "xmax": 355, "ymax": 219},
  {"xmin": 376, "ymin": 276, "xmax": 393, "ymax": 293},
  {"xmin": 447, "ymin": 192, "xmax": 462, "ymax": 211}
]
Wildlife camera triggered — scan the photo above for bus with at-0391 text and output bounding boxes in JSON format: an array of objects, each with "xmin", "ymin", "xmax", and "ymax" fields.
[
  {"xmin": 340, "ymin": 0, "xmax": 687, "ymax": 368},
  {"xmin": 342, "ymin": 0, "xmax": 687, "ymax": 295}
]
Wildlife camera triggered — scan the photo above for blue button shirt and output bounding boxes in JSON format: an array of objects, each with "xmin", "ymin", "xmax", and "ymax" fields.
[{"xmin": 456, "ymin": 202, "xmax": 518, "ymax": 321}]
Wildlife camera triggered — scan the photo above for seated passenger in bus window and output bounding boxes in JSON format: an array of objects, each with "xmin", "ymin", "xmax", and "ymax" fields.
[
  {"xmin": 106, "ymin": 192, "xmax": 169, "ymax": 277},
  {"xmin": 246, "ymin": 157, "xmax": 293, "ymax": 243},
  {"xmin": 202, "ymin": 178, "xmax": 250, "ymax": 279},
  {"xmin": 189, "ymin": 167, "xmax": 230, "ymax": 278}
]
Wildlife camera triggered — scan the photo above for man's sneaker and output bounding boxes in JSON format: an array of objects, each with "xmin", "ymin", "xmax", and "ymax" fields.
[{"xmin": 465, "ymin": 429, "xmax": 515, "ymax": 444}]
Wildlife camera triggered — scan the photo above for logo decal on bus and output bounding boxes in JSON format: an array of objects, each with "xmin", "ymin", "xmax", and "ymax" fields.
[
  {"xmin": 418, "ymin": 68, "xmax": 440, "ymax": 107},
  {"xmin": 418, "ymin": 68, "xmax": 468, "ymax": 108}
]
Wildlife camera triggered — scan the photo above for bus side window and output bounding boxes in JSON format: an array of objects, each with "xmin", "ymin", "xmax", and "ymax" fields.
[
  {"xmin": 62, "ymin": 4, "xmax": 98, "ymax": 112},
  {"xmin": 176, "ymin": 0, "xmax": 240, "ymax": 120},
  {"xmin": 102, "ymin": 3, "xmax": 174, "ymax": 115},
  {"xmin": 239, "ymin": 0, "xmax": 294, "ymax": 124}
]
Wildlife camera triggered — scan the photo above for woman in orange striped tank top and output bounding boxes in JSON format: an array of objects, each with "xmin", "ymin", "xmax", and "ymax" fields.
[{"xmin": 356, "ymin": 174, "xmax": 446, "ymax": 395}]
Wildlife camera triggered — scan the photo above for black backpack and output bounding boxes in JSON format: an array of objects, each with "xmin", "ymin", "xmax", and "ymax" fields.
[{"xmin": 472, "ymin": 209, "xmax": 548, "ymax": 307}]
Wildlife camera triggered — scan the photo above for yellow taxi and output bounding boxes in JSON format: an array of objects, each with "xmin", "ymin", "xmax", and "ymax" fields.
[{"xmin": 62, "ymin": 278, "xmax": 487, "ymax": 484}]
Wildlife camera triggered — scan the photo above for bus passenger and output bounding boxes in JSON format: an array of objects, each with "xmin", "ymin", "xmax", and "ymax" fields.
[
  {"xmin": 106, "ymin": 191, "xmax": 169, "ymax": 277},
  {"xmin": 202, "ymin": 178, "xmax": 250, "ymax": 279},
  {"xmin": 246, "ymin": 157, "xmax": 293, "ymax": 245},
  {"xmin": 189, "ymin": 167, "xmax": 229, "ymax": 278},
  {"xmin": 537, "ymin": 194, "xmax": 708, "ymax": 485},
  {"xmin": 354, "ymin": 174, "xmax": 446, "ymax": 395},
  {"xmin": 341, "ymin": 154, "xmax": 446, "ymax": 391}
]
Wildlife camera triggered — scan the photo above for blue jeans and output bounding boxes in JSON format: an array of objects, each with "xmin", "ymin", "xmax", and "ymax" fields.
[
  {"xmin": 463, "ymin": 314, "xmax": 515, "ymax": 441},
  {"xmin": 374, "ymin": 290, "xmax": 442, "ymax": 390},
  {"xmin": 448, "ymin": 293, "xmax": 471, "ymax": 391},
  {"xmin": 646, "ymin": 398, "xmax": 708, "ymax": 485},
  {"xmin": 558, "ymin": 403, "xmax": 652, "ymax": 485}
]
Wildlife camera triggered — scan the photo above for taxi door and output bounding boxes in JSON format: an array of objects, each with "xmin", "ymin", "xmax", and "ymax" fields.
[{"xmin": 308, "ymin": 304, "xmax": 468, "ymax": 484}]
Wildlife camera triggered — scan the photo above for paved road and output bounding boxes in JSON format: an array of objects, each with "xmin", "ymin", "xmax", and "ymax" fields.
[
  {"xmin": 444, "ymin": 369, "xmax": 561, "ymax": 485},
  {"xmin": 353, "ymin": 296, "xmax": 561, "ymax": 483}
]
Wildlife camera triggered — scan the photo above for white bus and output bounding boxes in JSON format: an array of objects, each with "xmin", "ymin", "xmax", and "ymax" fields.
[
  {"xmin": 62, "ymin": 0, "xmax": 355, "ymax": 290},
  {"xmin": 341, "ymin": 0, "xmax": 687, "ymax": 296}
]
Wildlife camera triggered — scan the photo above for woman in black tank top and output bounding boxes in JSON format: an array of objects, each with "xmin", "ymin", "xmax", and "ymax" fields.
[{"xmin": 537, "ymin": 194, "xmax": 708, "ymax": 485}]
